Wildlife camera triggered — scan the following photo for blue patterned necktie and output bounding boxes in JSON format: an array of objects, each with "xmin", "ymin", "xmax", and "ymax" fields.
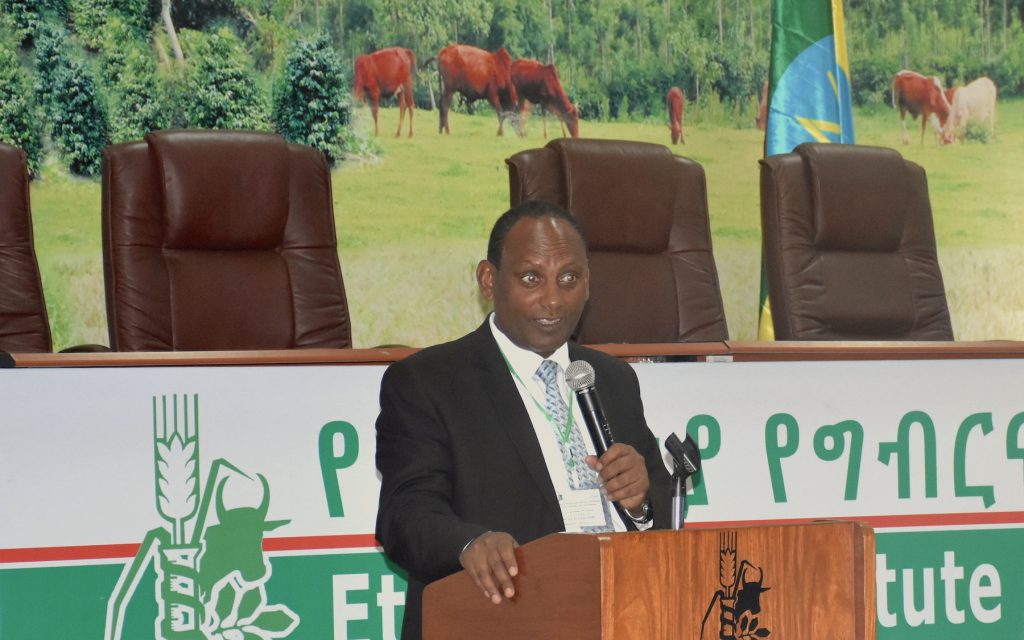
[{"xmin": 535, "ymin": 359, "xmax": 613, "ymax": 532}]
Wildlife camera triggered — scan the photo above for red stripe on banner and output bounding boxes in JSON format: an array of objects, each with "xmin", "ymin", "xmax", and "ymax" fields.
[
  {"xmin": 263, "ymin": 534, "xmax": 381, "ymax": 551},
  {"xmin": 0, "ymin": 543, "xmax": 141, "ymax": 563},
  {"xmin": 4, "ymin": 514, "xmax": 1022, "ymax": 564},
  {"xmin": 686, "ymin": 511, "xmax": 1024, "ymax": 530},
  {"xmin": 0, "ymin": 534, "xmax": 382, "ymax": 564}
]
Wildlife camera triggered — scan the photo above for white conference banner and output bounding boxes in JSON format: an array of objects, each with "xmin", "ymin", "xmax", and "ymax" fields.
[{"xmin": 1, "ymin": 359, "xmax": 1022, "ymax": 639}]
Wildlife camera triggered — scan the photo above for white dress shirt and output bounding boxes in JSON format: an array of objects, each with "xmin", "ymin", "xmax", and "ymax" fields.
[{"xmin": 488, "ymin": 314, "xmax": 650, "ymax": 532}]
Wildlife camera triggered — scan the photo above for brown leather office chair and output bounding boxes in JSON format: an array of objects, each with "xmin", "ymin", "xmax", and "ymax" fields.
[
  {"xmin": 102, "ymin": 130, "xmax": 351, "ymax": 351},
  {"xmin": 506, "ymin": 139, "xmax": 728, "ymax": 344},
  {"xmin": 0, "ymin": 143, "xmax": 52, "ymax": 353},
  {"xmin": 760, "ymin": 143, "xmax": 953, "ymax": 340}
]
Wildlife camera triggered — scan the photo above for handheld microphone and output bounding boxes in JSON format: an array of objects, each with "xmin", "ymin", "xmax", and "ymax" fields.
[
  {"xmin": 565, "ymin": 359, "xmax": 641, "ymax": 531},
  {"xmin": 564, "ymin": 360, "xmax": 614, "ymax": 456}
]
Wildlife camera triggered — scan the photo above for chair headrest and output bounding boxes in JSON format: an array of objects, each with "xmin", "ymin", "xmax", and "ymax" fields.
[
  {"xmin": 798, "ymin": 143, "xmax": 910, "ymax": 252},
  {"xmin": 550, "ymin": 139, "xmax": 675, "ymax": 252},
  {"xmin": 148, "ymin": 130, "xmax": 290, "ymax": 250}
]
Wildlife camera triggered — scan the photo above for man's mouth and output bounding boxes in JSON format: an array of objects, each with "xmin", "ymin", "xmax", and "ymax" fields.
[{"xmin": 534, "ymin": 317, "xmax": 562, "ymax": 327}]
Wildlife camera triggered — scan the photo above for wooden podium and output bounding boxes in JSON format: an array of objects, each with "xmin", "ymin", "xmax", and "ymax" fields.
[{"xmin": 424, "ymin": 521, "xmax": 875, "ymax": 639}]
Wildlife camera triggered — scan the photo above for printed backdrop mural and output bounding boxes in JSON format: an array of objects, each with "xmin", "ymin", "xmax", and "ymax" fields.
[{"xmin": 0, "ymin": 1, "xmax": 1021, "ymax": 348}]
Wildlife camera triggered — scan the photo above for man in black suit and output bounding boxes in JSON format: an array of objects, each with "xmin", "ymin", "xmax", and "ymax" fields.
[{"xmin": 375, "ymin": 201, "xmax": 672, "ymax": 639}]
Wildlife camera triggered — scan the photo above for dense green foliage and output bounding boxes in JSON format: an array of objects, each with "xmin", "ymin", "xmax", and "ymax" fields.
[
  {"xmin": 2, "ymin": 0, "xmax": 1024, "ymax": 176},
  {"xmin": 31, "ymin": 22, "xmax": 67, "ymax": 121},
  {"xmin": 97, "ymin": 18, "xmax": 169, "ymax": 142},
  {"xmin": 67, "ymin": 0, "xmax": 109, "ymax": 50},
  {"xmin": 108, "ymin": 47, "xmax": 170, "ymax": 143},
  {"xmin": 0, "ymin": 0, "xmax": 41, "ymax": 46},
  {"xmin": 272, "ymin": 35, "xmax": 351, "ymax": 163},
  {"xmin": 49, "ymin": 51, "xmax": 109, "ymax": 175},
  {"xmin": 97, "ymin": 17, "xmax": 137, "ymax": 86},
  {"xmin": 178, "ymin": 28, "xmax": 269, "ymax": 130},
  {"xmin": 68, "ymin": 0, "xmax": 150, "ymax": 49},
  {"xmin": 0, "ymin": 43, "xmax": 43, "ymax": 173}
]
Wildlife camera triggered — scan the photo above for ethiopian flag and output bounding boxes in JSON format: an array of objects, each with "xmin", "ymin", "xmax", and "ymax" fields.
[{"xmin": 757, "ymin": 0, "xmax": 855, "ymax": 340}]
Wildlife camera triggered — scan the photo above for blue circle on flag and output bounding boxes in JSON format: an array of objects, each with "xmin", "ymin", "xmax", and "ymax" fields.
[{"xmin": 766, "ymin": 35, "xmax": 855, "ymax": 156}]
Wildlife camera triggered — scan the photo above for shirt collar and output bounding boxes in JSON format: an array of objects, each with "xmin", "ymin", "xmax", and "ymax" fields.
[{"xmin": 488, "ymin": 313, "xmax": 570, "ymax": 382}]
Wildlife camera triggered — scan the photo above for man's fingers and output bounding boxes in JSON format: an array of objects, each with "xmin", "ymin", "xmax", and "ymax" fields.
[
  {"xmin": 602, "ymin": 459, "xmax": 646, "ymax": 488},
  {"xmin": 598, "ymin": 446, "xmax": 642, "ymax": 483},
  {"xmin": 470, "ymin": 566, "xmax": 501, "ymax": 604},
  {"xmin": 606, "ymin": 481, "xmax": 647, "ymax": 508},
  {"xmin": 461, "ymin": 532, "xmax": 519, "ymax": 603},
  {"xmin": 595, "ymin": 444, "xmax": 649, "ymax": 507},
  {"xmin": 499, "ymin": 540, "xmax": 520, "ymax": 577},
  {"xmin": 590, "ymin": 444, "xmax": 631, "ymax": 472},
  {"xmin": 487, "ymin": 553, "xmax": 516, "ymax": 598}
]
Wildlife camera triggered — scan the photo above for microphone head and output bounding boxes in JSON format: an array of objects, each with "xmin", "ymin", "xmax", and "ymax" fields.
[
  {"xmin": 665, "ymin": 433, "xmax": 702, "ymax": 476},
  {"xmin": 565, "ymin": 360, "xmax": 596, "ymax": 392}
]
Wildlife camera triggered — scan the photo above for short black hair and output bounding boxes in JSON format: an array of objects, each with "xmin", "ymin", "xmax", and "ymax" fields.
[{"xmin": 486, "ymin": 200, "xmax": 587, "ymax": 268}]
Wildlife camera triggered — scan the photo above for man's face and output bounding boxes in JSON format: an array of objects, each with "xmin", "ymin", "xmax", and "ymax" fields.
[{"xmin": 477, "ymin": 216, "xmax": 589, "ymax": 357}]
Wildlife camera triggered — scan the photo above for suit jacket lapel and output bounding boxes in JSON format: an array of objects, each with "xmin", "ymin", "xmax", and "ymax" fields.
[{"xmin": 469, "ymin": 322, "xmax": 563, "ymax": 521}]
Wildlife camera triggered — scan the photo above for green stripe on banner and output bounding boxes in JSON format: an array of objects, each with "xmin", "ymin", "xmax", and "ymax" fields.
[
  {"xmin": 5, "ymin": 530, "xmax": 1023, "ymax": 638},
  {"xmin": 0, "ymin": 564, "xmax": 138, "ymax": 640},
  {"xmin": 875, "ymin": 529, "xmax": 1024, "ymax": 638},
  {"xmin": 0, "ymin": 551, "xmax": 408, "ymax": 640}
]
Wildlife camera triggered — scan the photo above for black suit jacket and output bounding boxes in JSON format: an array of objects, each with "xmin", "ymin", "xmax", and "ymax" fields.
[{"xmin": 375, "ymin": 321, "xmax": 672, "ymax": 639}]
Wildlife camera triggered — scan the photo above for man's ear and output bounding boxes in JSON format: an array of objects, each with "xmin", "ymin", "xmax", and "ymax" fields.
[{"xmin": 476, "ymin": 260, "xmax": 496, "ymax": 301}]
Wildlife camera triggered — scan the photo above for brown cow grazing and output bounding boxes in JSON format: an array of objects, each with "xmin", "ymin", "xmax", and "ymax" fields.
[
  {"xmin": 892, "ymin": 70, "xmax": 953, "ymax": 145},
  {"xmin": 353, "ymin": 47, "xmax": 415, "ymax": 137},
  {"xmin": 438, "ymin": 44, "xmax": 520, "ymax": 136},
  {"xmin": 667, "ymin": 86, "xmax": 685, "ymax": 145},
  {"xmin": 756, "ymin": 80, "xmax": 769, "ymax": 131},
  {"xmin": 511, "ymin": 59, "xmax": 578, "ymax": 138}
]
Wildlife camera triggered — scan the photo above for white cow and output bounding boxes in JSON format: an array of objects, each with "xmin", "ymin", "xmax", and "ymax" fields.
[{"xmin": 942, "ymin": 76, "xmax": 997, "ymax": 143}]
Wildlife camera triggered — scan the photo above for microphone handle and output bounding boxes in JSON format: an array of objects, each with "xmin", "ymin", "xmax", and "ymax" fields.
[
  {"xmin": 575, "ymin": 386, "xmax": 614, "ymax": 455},
  {"xmin": 574, "ymin": 385, "xmax": 638, "ymax": 531}
]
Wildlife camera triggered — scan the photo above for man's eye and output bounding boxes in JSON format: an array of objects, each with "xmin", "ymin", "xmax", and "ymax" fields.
[
  {"xmin": 521, "ymin": 273, "xmax": 540, "ymax": 286},
  {"xmin": 559, "ymin": 273, "xmax": 578, "ymax": 284}
]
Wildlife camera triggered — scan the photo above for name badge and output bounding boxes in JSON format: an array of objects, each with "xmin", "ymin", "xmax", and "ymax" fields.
[{"xmin": 559, "ymin": 489, "xmax": 607, "ymax": 530}]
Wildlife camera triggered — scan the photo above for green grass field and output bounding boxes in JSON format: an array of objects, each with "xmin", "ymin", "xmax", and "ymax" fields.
[{"xmin": 29, "ymin": 99, "xmax": 1024, "ymax": 350}]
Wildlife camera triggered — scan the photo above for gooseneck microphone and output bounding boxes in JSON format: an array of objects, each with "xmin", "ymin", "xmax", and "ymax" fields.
[
  {"xmin": 665, "ymin": 432, "xmax": 702, "ymax": 530},
  {"xmin": 564, "ymin": 360, "xmax": 614, "ymax": 455},
  {"xmin": 565, "ymin": 359, "xmax": 639, "ymax": 531}
]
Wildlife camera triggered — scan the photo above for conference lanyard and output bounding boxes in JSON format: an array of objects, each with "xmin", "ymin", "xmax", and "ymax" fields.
[{"xmin": 499, "ymin": 351, "xmax": 577, "ymax": 449}]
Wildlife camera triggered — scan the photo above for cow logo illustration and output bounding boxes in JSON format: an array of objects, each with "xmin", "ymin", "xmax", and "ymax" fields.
[
  {"xmin": 700, "ymin": 532, "xmax": 771, "ymax": 639},
  {"xmin": 105, "ymin": 395, "xmax": 299, "ymax": 640}
]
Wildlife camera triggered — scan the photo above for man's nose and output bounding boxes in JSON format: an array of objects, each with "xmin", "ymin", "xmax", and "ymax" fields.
[{"xmin": 541, "ymin": 279, "xmax": 562, "ymax": 310}]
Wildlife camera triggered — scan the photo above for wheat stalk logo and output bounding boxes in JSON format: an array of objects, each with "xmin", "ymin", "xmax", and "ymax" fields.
[
  {"xmin": 154, "ymin": 395, "xmax": 200, "ymax": 545},
  {"xmin": 701, "ymin": 532, "xmax": 772, "ymax": 639}
]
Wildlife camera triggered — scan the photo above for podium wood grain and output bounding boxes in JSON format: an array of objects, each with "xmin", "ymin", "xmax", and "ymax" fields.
[{"xmin": 424, "ymin": 521, "xmax": 875, "ymax": 640}]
